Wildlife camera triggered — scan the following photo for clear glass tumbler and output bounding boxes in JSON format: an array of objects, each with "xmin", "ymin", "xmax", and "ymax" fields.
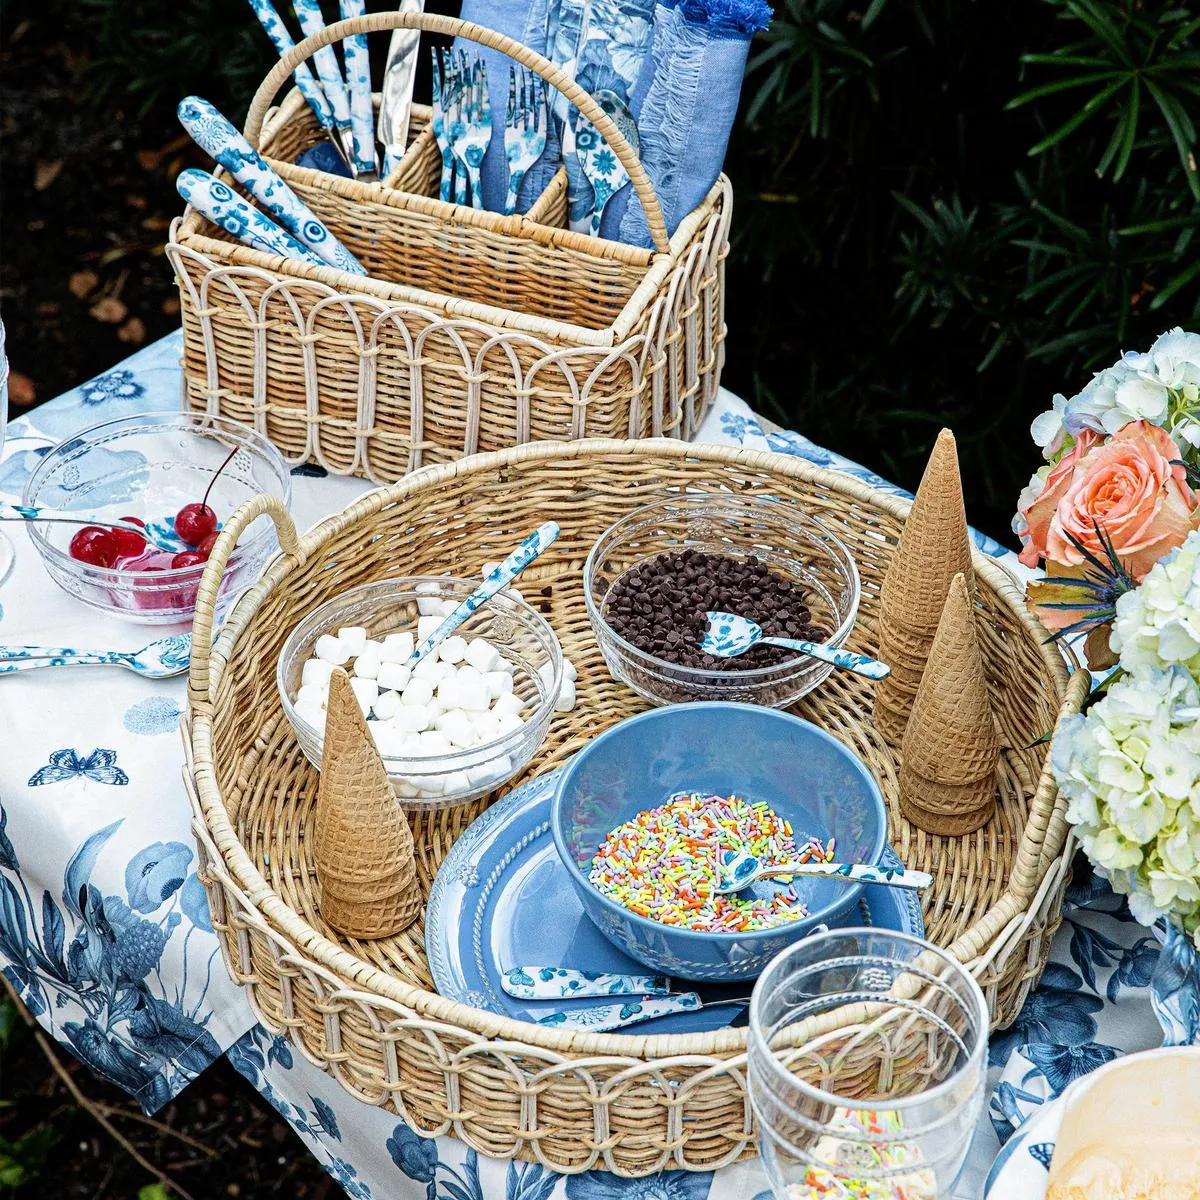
[
  {"xmin": 748, "ymin": 928, "xmax": 988, "ymax": 1199},
  {"xmin": 0, "ymin": 317, "xmax": 14, "ymax": 584}
]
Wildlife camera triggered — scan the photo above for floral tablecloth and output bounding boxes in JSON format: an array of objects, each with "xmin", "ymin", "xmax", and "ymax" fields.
[{"xmin": 0, "ymin": 331, "xmax": 1170, "ymax": 1199}]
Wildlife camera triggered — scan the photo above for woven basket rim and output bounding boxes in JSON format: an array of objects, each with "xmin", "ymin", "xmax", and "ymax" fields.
[{"xmin": 186, "ymin": 437, "xmax": 1077, "ymax": 1064}]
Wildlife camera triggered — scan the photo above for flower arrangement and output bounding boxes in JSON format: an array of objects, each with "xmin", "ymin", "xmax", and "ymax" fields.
[
  {"xmin": 1015, "ymin": 328, "xmax": 1200, "ymax": 665},
  {"xmin": 1018, "ymin": 330, "xmax": 1200, "ymax": 954}
]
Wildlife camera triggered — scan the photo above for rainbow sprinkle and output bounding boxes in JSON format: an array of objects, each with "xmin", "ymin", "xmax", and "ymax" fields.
[{"xmin": 587, "ymin": 791, "xmax": 820, "ymax": 933}]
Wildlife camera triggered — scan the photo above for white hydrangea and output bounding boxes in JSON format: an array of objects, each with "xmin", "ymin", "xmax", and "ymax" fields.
[
  {"xmin": 1111, "ymin": 530, "xmax": 1200, "ymax": 674},
  {"xmin": 1052, "ymin": 666, "xmax": 1200, "ymax": 944},
  {"xmin": 1062, "ymin": 359, "xmax": 1170, "ymax": 437}
]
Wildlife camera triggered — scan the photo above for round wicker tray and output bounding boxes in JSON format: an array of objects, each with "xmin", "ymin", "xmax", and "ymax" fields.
[{"xmin": 183, "ymin": 439, "xmax": 1089, "ymax": 1175}]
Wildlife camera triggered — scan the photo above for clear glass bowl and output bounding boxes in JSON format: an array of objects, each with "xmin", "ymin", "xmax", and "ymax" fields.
[
  {"xmin": 748, "ymin": 928, "xmax": 988, "ymax": 1198},
  {"xmin": 22, "ymin": 411, "xmax": 291, "ymax": 624},
  {"xmin": 277, "ymin": 577, "xmax": 563, "ymax": 811},
  {"xmin": 584, "ymin": 494, "xmax": 861, "ymax": 707}
]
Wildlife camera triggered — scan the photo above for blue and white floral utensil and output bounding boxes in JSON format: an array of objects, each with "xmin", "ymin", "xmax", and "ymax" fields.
[
  {"xmin": 701, "ymin": 610, "xmax": 891, "ymax": 681},
  {"xmin": 408, "ymin": 521, "xmax": 560, "ymax": 666},
  {"xmin": 338, "ymin": 0, "xmax": 380, "ymax": 179},
  {"xmin": 0, "ymin": 502, "xmax": 176, "ymax": 551},
  {"xmin": 292, "ymin": 0, "xmax": 356, "ymax": 167},
  {"xmin": 177, "ymin": 97, "xmax": 366, "ymax": 276},
  {"xmin": 0, "ymin": 634, "xmax": 192, "ymax": 679},
  {"xmin": 536, "ymin": 992, "xmax": 752, "ymax": 1032},
  {"xmin": 447, "ymin": 51, "xmax": 491, "ymax": 209},
  {"xmin": 244, "ymin": 0, "xmax": 349, "ymax": 168},
  {"xmin": 572, "ymin": 108, "xmax": 633, "ymax": 238},
  {"xmin": 716, "ymin": 846, "xmax": 933, "ymax": 894},
  {"xmin": 176, "ymin": 170, "xmax": 328, "ymax": 268},
  {"xmin": 501, "ymin": 966, "xmax": 670, "ymax": 1000},
  {"xmin": 502, "ymin": 66, "xmax": 547, "ymax": 215},
  {"xmin": 431, "ymin": 48, "xmax": 465, "ymax": 204}
]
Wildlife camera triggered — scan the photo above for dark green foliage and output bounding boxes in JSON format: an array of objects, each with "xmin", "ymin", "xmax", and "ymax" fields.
[{"xmin": 725, "ymin": 0, "xmax": 1200, "ymax": 535}]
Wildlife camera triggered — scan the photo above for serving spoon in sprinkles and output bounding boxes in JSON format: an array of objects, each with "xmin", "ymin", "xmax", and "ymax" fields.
[{"xmin": 715, "ymin": 844, "xmax": 933, "ymax": 894}]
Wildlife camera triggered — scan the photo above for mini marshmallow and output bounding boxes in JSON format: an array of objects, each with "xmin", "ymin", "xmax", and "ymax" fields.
[
  {"xmin": 436, "ymin": 599, "xmax": 459, "ymax": 617},
  {"xmin": 441, "ymin": 771, "xmax": 472, "ymax": 796},
  {"xmin": 463, "ymin": 638, "xmax": 500, "ymax": 673},
  {"xmin": 471, "ymin": 710, "xmax": 502, "ymax": 742},
  {"xmin": 416, "ymin": 730, "xmax": 452, "ymax": 756},
  {"xmin": 338, "ymin": 626, "xmax": 368, "ymax": 656},
  {"xmin": 377, "ymin": 662, "xmax": 412, "ymax": 692},
  {"xmin": 393, "ymin": 779, "xmax": 421, "ymax": 799},
  {"xmin": 494, "ymin": 711, "xmax": 524, "ymax": 737},
  {"xmin": 554, "ymin": 679, "xmax": 577, "ymax": 713},
  {"xmin": 415, "ymin": 774, "xmax": 449, "ymax": 797},
  {"xmin": 417, "ymin": 595, "xmax": 443, "ymax": 616},
  {"xmin": 412, "ymin": 655, "xmax": 450, "ymax": 683},
  {"xmin": 417, "ymin": 615, "xmax": 442, "ymax": 641},
  {"xmin": 426, "ymin": 694, "xmax": 445, "ymax": 721},
  {"xmin": 301, "ymin": 658, "xmax": 335, "ymax": 688},
  {"xmin": 401, "ymin": 677, "xmax": 435, "ymax": 707},
  {"xmin": 353, "ymin": 646, "xmax": 381, "ymax": 680},
  {"xmin": 493, "ymin": 691, "xmax": 525, "ymax": 719},
  {"xmin": 437, "ymin": 676, "xmax": 461, "ymax": 709},
  {"xmin": 455, "ymin": 667, "xmax": 488, "ymax": 712},
  {"xmin": 483, "ymin": 670, "xmax": 513, "ymax": 699},
  {"xmin": 537, "ymin": 660, "xmax": 557, "ymax": 688},
  {"xmin": 369, "ymin": 722, "xmax": 407, "ymax": 757},
  {"xmin": 349, "ymin": 677, "xmax": 379, "ymax": 714},
  {"xmin": 563, "ymin": 657, "xmax": 578, "ymax": 683},
  {"xmin": 456, "ymin": 664, "xmax": 484, "ymax": 688},
  {"xmin": 392, "ymin": 705, "xmax": 430, "ymax": 733},
  {"xmin": 440, "ymin": 713, "xmax": 477, "ymax": 749},
  {"xmin": 481, "ymin": 561, "xmax": 501, "ymax": 576},
  {"xmin": 439, "ymin": 635, "xmax": 468, "ymax": 665},
  {"xmin": 296, "ymin": 683, "xmax": 328, "ymax": 711},
  {"xmin": 315, "ymin": 634, "xmax": 351, "ymax": 665},
  {"xmin": 467, "ymin": 754, "xmax": 512, "ymax": 788},
  {"xmin": 381, "ymin": 632, "xmax": 415, "ymax": 663},
  {"xmin": 295, "ymin": 699, "xmax": 326, "ymax": 730},
  {"xmin": 372, "ymin": 689, "xmax": 401, "ymax": 721}
]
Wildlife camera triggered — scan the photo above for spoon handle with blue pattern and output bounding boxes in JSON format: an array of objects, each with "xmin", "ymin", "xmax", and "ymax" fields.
[
  {"xmin": 501, "ymin": 967, "xmax": 670, "ymax": 1000},
  {"xmin": 177, "ymin": 96, "xmax": 366, "ymax": 275}
]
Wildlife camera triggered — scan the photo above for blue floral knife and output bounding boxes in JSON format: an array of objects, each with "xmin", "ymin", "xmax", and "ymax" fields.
[
  {"xmin": 501, "ymin": 967, "xmax": 671, "ymax": 1000},
  {"xmin": 292, "ymin": 0, "xmax": 356, "ymax": 166},
  {"xmin": 339, "ymin": 0, "xmax": 380, "ymax": 179},
  {"xmin": 245, "ymin": 0, "xmax": 349, "ymax": 169},
  {"xmin": 407, "ymin": 521, "xmax": 561, "ymax": 666},
  {"xmin": 177, "ymin": 169, "xmax": 328, "ymax": 268},
  {"xmin": 178, "ymin": 97, "xmax": 366, "ymax": 275},
  {"xmin": 701, "ymin": 610, "xmax": 891, "ymax": 681},
  {"xmin": 535, "ymin": 993, "xmax": 758, "ymax": 1033}
]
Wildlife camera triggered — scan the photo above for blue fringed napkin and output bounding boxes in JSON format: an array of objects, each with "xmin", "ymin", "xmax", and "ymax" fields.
[{"xmin": 616, "ymin": 0, "xmax": 772, "ymax": 246}]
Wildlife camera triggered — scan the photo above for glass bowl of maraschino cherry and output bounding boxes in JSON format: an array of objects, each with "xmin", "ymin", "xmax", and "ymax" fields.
[{"xmin": 22, "ymin": 412, "xmax": 291, "ymax": 623}]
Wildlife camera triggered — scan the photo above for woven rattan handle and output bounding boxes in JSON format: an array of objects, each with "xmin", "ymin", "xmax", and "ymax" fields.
[
  {"xmin": 243, "ymin": 13, "xmax": 671, "ymax": 254},
  {"xmin": 188, "ymin": 493, "xmax": 302, "ymax": 711}
]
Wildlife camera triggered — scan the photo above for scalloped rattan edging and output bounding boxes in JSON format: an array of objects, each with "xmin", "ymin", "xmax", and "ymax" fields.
[
  {"xmin": 182, "ymin": 438, "xmax": 1088, "ymax": 1176},
  {"xmin": 166, "ymin": 13, "xmax": 730, "ymax": 485}
]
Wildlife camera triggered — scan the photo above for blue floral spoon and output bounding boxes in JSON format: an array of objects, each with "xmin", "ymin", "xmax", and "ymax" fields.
[
  {"xmin": 701, "ymin": 610, "xmax": 891, "ymax": 681},
  {"xmin": 0, "ymin": 634, "xmax": 192, "ymax": 679},
  {"xmin": 716, "ymin": 845, "xmax": 933, "ymax": 894},
  {"xmin": 1, "ymin": 502, "xmax": 177, "ymax": 552}
]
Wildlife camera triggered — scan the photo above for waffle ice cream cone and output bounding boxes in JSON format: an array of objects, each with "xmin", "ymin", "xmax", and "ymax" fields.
[
  {"xmin": 313, "ymin": 669, "xmax": 422, "ymax": 939},
  {"xmin": 874, "ymin": 429, "xmax": 975, "ymax": 742},
  {"xmin": 899, "ymin": 573, "xmax": 999, "ymax": 835}
]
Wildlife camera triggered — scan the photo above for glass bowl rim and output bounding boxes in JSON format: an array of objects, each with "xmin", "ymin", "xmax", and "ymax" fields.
[
  {"xmin": 747, "ymin": 927, "xmax": 989, "ymax": 1112},
  {"xmin": 550, "ymin": 702, "xmax": 888, "ymax": 942},
  {"xmin": 21, "ymin": 409, "xmax": 292, "ymax": 580},
  {"xmin": 276, "ymin": 575, "xmax": 563, "ymax": 770},
  {"xmin": 583, "ymin": 493, "xmax": 861, "ymax": 682}
]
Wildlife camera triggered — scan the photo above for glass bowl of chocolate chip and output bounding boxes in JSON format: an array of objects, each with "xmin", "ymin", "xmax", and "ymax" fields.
[{"xmin": 584, "ymin": 494, "xmax": 861, "ymax": 707}]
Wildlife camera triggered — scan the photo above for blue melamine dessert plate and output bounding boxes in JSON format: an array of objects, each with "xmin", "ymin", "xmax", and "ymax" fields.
[{"xmin": 425, "ymin": 767, "xmax": 925, "ymax": 1035}]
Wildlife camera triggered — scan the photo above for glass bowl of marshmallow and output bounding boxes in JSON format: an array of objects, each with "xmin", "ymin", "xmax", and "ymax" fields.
[{"xmin": 277, "ymin": 577, "xmax": 566, "ymax": 809}]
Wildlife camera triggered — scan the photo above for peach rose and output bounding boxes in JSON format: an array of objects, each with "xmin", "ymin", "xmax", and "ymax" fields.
[
  {"xmin": 1043, "ymin": 422, "xmax": 1200, "ymax": 579},
  {"xmin": 1018, "ymin": 430, "xmax": 1102, "ymax": 569}
]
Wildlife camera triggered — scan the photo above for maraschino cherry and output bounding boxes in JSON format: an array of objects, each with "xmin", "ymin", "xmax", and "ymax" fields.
[
  {"xmin": 111, "ymin": 515, "xmax": 147, "ymax": 557},
  {"xmin": 68, "ymin": 527, "xmax": 118, "ymax": 568},
  {"xmin": 174, "ymin": 444, "xmax": 238, "ymax": 547}
]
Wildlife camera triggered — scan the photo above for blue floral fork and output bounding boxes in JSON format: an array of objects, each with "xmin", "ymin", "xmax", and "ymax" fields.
[
  {"xmin": 432, "ymin": 48, "xmax": 470, "ymax": 205},
  {"xmin": 502, "ymin": 66, "xmax": 547, "ymax": 216},
  {"xmin": 571, "ymin": 93, "xmax": 637, "ymax": 238},
  {"xmin": 0, "ymin": 634, "xmax": 192, "ymax": 679},
  {"xmin": 447, "ymin": 51, "xmax": 491, "ymax": 209}
]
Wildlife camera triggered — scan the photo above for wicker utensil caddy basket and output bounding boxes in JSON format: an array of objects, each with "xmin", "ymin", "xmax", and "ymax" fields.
[
  {"xmin": 166, "ymin": 14, "xmax": 729, "ymax": 484},
  {"xmin": 183, "ymin": 439, "xmax": 1088, "ymax": 1176}
]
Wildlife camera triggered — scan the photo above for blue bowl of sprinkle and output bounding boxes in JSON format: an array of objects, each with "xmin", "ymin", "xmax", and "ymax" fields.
[{"xmin": 551, "ymin": 702, "xmax": 888, "ymax": 981}]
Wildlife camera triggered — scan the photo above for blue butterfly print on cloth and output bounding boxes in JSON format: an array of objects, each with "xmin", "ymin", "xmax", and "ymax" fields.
[
  {"xmin": 29, "ymin": 749, "xmax": 129, "ymax": 787},
  {"xmin": 1028, "ymin": 1142, "xmax": 1055, "ymax": 1169}
]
